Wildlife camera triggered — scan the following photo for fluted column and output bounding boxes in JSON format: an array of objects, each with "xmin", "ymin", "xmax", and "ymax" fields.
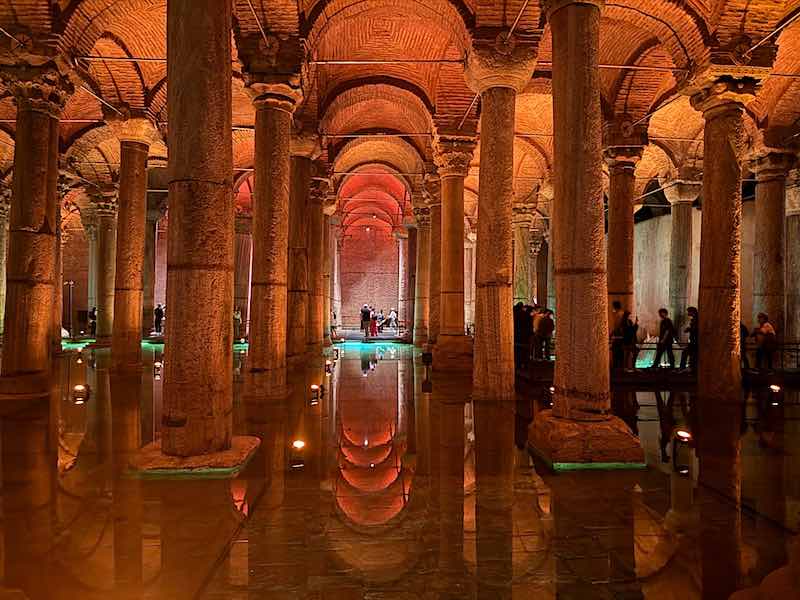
[
  {"xmin": 465, "ymin": 37, "xmax": 537, "ymax": 398},
  {"xmin": 163, "ymin": 0, "xmax": 234, "ymax": 456},
  {"xmin": 246, "ymin": 82, "xmax": 300, "ymax": 395},
  {"xmin": 234, "ymin": 215, "xmax": 252, "ymax": 338},
  {"xmin": 0, "ymin": 67, "xmax": 72, "ymax": 377},
  {"xmin": 604, "ymin": 146, "xmax": 642, "ymax": 317},
  {"xmin": 307, "ymin": 175, "xmax": 328, "ymax": 354},
  {"xmin": 0, "ymin": 193, "xmax": 9, "ymax": 338},
  {"xmin": 786, "ymin": 180, "xmax": 800, "ymax": 342},
  {"xmin": 92, "ymin": 191, "xmax": 118, "ymax": 344},
  {"xmin": 433, "ymin": 136, "xmax": 475, "ymax": 367},
  {"xmin": 426, "ymin": 174, "xmax": 442, "ymax": 346},
  {"xmin": 413, "ymin": 206, "xmax": 431, "ymax": 346},
  {"xmin": 512, "ymin": 204, "xmax": 535, "ymax": 305},
  {"xmin": 664, "ymin": 178, "xmax": 701, "ymax": 333},
  {"xmin": 752, "ymin": 151, "xmax": 794, "ymax": 336},
  {"xmin": 287, "ymin": 134, "xmax": 318, "ymax": 362},
  {"xmin": 111, "ymin": 118, "xmax": 157, "ymax": 370},
  {"xmin": 530, "ymin": 0, "xmax": 644, "ymax": 466}
]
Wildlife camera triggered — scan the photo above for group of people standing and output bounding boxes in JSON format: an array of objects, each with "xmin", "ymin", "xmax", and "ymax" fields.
[
  {"xmin": 513, "ymin": 303, "xmax": 555, "ymax": 367},
  {"xmin": 360, "ymin": 304, "xmax": 398, "ymax": 339}
]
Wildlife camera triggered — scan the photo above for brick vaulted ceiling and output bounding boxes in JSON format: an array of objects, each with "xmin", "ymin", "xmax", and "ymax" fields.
[{"xmin": 0, "ymin": 1, "xmax": 799, "ymax": 222}]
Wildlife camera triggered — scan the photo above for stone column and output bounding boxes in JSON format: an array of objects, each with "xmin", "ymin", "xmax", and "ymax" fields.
[
  {"xmin": 604, "ymin": 147, "xmax": 642, "ymax": 317},
  {"xmin": 0, "ymin": 192, "xmax": 9, "ymax": 338},
  {"xmin": 512, "ymin": 204, "xmax": 534, "ymax": 305},
  {"xmin": 92, "ymin": 191, "xmax": 118, "ymax": 344},
  {"xmin": 111, "ymin": 119, "xmax": 156, "ymax": 370},
  {"xmin": 163, "ymin": 0, "xmax": 234, "ymax": 456},
  {"xmin": 530, "ymin": 0, "xmax": 643, "ymax": 466},
  {"xmin": 426, "ymin": 174, "xmax": 442, "ymax": 346},
  {"xmin": 465, "ymin": 39, "xmax": 537, "ymax": 399},
  {"xmin": 234, "ymin": 214, "xmax": 252, "ymax": 337},
  {"xmin": 546, "ymin": 234, "xmax": 556, "ymax": 311},
  {"xmin": 322, "ymin": 210, "xmax": 333, "ymax": 346},
  {"xmin": 52, "ymin": 190, "xmax": 64, "ymax": 351},
  {"xmin": 333, "ymin": 233, "xmax": 343, "ymax": 327},
  {"xmin": 406, "ymin": 227, "xmax": 417, "ymax": 338},
  {"xmin": 752, "ymin": 151, "xmax": 794, "ymax": 337},
  {"xmin": 0, "ymin": 67, "xmax": 71, "ymax": 378},
  {"xmin": 246, "ymin": 82, "xmax": 300, "ymax": 396},
  {"xmin": 433, "ymin": 136, "xmax": 475, "ymax": 366},
  {"xmin": 307, "ymin": 176, "xmax": 327, "ymax": 354},
  {"xmin": 142, "ymin": 204, "xmax": 162, "ymax": 335},
  {"xmin": 413, "ymin": 206, "xmax": 431, "ymax": 346},
  {"xmin": 536, "ymin": 238, "xmax": 548, "ymax": 308},
  {"xmin": 396, "ymin": 230, "xmax": 410, "ymax": 325},
  {"xmin": 529, "ymin": 228, "xmax": 544, "ymax": 304},
  {"xmin": 664, "ymin": 178, "xmax": 701, "ymax": 333},
  {"xmin": 786, "ymin": 180, "xmax": 800, "ymax": 342},
  {"xmin": 464, "ymin": 232, "xmax": 476, "ymax": 328},
  {"xmin": 287, "ymin": 135, "xmax": 319, "ymax": 362},
  {"xmin": 83, "ymin": 215, "xmax": 98, "ymax": 317},
  {"xmin": 690, "ymin": 75, "xmax": 757, "ymax": 485}
]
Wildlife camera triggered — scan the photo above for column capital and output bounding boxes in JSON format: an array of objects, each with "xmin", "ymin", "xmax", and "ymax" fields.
[
  {"xmin": 544, "ymin": 0, "xmax": 604, "ymax": 19},
  {"xmin": 752, "ymin": 151, "xmax": 796, "ymax": 183},
  {"xmin": 82, "ymin": 216, "xmax": 98, "ymax": 241},
  {"xmin": 309, "ymin": 177, "xmax": 330, "ymax": 205},
  {"xmin": 423, "ymin": 172, "xmax": 441, "ymax": 206},
  {"xmin": 290, "ymin": 130, "xmax": 321, "ymax": 159},
  {"xmin": 688, "ymin": 75, "xmax": 760, "ymax": 116},
  {"xmin": 246, "ymin": 78, "xmax": 302, "ymax": 113},
  {"xmin": 433, "ymin": 135, "xmax": 476, "ymax": 178},
  {"xmin": 465, "ymin": 33, "xmax": 539, "ymax": 94},
  {"xmin": 603, "ymin": 119, "xmax": 647, "ymax": 172},
  {"xmin": 394, "ymin": 229, "xmax": 409, "ymax": 241},
  {"xmin": 0, "ymin": 188, "xmax": 10, "ymax": 220},
  {"xmin": 663, "ymin": 179, "xmax": 701, "ymax": 205},
  {"xmin": 413, "ymin": 206, "xmax": 431, "ymax": 227},
  {"xmin": 512, "ymin": 202, "xmax": 537, "ymax": 225},
  {"xmin": 105, "ymin": 106, "xmax": 161, "ymax": 147},
  {"xmin": 0, "ymin": 63, "xmax": 74, "ymax": 118},
  {"xmin": 603, "ymin": 147, "xmax": 643, "ymax": 174},
  {"xmin": 787, "ymin": 175, "xmax": 800, "ymax": 216},
  {"xmin": 90, "ymin": 185, "xmax": 119, "ymax": 217}
]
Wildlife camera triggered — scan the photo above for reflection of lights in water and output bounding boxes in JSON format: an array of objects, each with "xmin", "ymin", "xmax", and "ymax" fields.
[
  {"xmin": 549, "ymin": 386, "xmax": 555, "ymax": 393},
  {"xmin": 154, "ymin": 361, "xmax": 163, "ymax": 368},
  {"xmin": 772, "ymin": 401, "xmax": 780, "ymax": 407},
  {"xmin": 76, "ymin": 355, "xmax": 83, "ymax": 364},
  {"xmin": 74, "ymin": 384, "xmax": 86, "ymax": 392},
  {"xmin": 292, "ymin": 440, "xmax": 306, "ymax": 450},
  {"xmin": 364, "ymin": 439, "xmax": 369, "ymax": 447},
  {"xmin": 769, "ymin": 384, "xmax": 781, "ymax": 393},
  {"xmin": 678, "ymin": 467, "xmax": 689, "ymax": 475},
  {"xmin": 675, "ymin": 429, "xmax": 692, "ymax": 442}
]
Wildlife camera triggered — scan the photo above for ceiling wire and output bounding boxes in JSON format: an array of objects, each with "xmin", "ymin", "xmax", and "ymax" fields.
[{"xmin": 245, "ymin": 0, "xmax": 271, "ymax": 49}]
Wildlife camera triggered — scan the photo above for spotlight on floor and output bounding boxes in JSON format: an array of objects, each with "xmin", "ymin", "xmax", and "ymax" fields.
[{"xmin": 72, "ymin": 384, "xmax": 91, "ymax": 405}]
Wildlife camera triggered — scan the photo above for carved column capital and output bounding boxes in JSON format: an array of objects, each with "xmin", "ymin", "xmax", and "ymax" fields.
[
  {"xmin": 290, "ymin": 130, "xmax": 321, "ymax": 159},
  {"xmin": 512, "ymin": 202, "xmax": 537, "ymax": 226},
  {"xmin": 246, "ymin": 78, "xmax": 302, "ymax": 114},
  {"xmin": 90, "ymin": 185, "xmax": 119, "ymax": 217},
  {"xmin": 465, "ymin": 33, "xmax": 539, "ymax": 94},
  {"xmin": 663, "ymin": 179, "xmax": 702, "ymax": 205},
  {"xmin": 433, "ymin": 135, "xmax": 476, "ymax": 178},
  {"xmin": 235, "ymin": 214, "xmax": 252, "ymax": 235},
  {"xmin": 752, "ymin": 151, "xmax": 796, "ymax": 183},
  {"xmin": 688, "ymin": 75, "xmax": 760, "ymax": 117},
  {"xmin": 105, "ymin": 105, "xmax": 162, "ymax": 147},
  {"xmin": 309, "ymin": 177, "xmax": 330, "ymax": 205},
  {"xmin": 413, "ymin": 206, "xmax": 431, "ymax": 227},
  {"xmin": 787, "ymin": 173, "xmax": 800, "ymax": 217},
  {"xmin": 0, "ymin": 64, "xmax": 74, "ymax": 117},
  {"xmin": 423, "ymin": 173, "xmax": 441, "ymax": 206}
]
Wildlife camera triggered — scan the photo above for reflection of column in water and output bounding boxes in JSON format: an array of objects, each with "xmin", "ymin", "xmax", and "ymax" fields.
[
  {"xmin": 438, "ymin": 394, "xmax": 466, "ymax": 579},
  {"xmin": 474, "ymin": 399, "xmax": 513, "ymax": 599},
  {"xmin": 111, "ymin": 372, "xmax": 144, "ymax": 593},
  {"xmin": 2, "ymin": 399, "xmax": 55, "ymax": 597}
]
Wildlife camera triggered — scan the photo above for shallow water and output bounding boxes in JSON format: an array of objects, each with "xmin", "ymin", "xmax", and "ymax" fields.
[{"xmin": 0, "ymin": 341, "xmax": 796, "ymax": 599}]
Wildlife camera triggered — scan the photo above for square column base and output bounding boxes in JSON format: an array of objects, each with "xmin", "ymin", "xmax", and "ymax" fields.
[
  {"xmin": 130, "ymin": 435, "xmax": 261, "ymax": 479},
  {"xmin": 432, "ymin": 334, "xmax": 473, "ymax": 371},
  {"xmin": 528, "ymin": 410, "xmax": 645, "ymax": 471}
]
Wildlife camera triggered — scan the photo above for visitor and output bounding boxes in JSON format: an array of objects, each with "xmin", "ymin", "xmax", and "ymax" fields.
[
  {"xmin": 389, "ymin": 308, "xmax": 398, "ymax": 330},
  {"xmin": 621, "ymin": 311, "xmax": 639, "ymax": 370},
  {"xmin": 89, "ymin": 306, "xmax": 97, "ymax": 336},
  {"xmin": 536, "ymin": 309, "xmax": 555, "ymax": 360},
  {"xmin": 233, "ymin": 307, "xmax": 243, "ymax": 339},
  {"xmin": 330, "ymin": 310, "xmax": 338, "ymax": 340},
  {"xmin": 650, "ymin": 308, "xmax": 676, "ymax": 369},
  {"xmin": 610, "ymin": 300, "xmax": 625, "ymax": 369},
  {"xmin": 752, "ymin": 312, "xmax": 777, "ymax": 371},
  {"xmin": 679, "ymin": 307, "xmax": 698, "ymax": 371},
  {"xmin": 377, "ymin": 309, "xmax": 386, "ymax": 332},
  {"xmin": 154, "ymin": 304, "xmax": 164, "ymax": 334},
  {"xmin": 360, "ymin": 304, "xmax": 371, "ymax": 338},
  {"xmin": 740, "ymin": 321, "xmax": 750, "ymax": 369},
  {"xmin": 531, "ymin": 307, "xmax": 544, "ymax": 359},
  {"xmin": 370, "ymin": 306, "xmax": 378, "ymax": 337}
]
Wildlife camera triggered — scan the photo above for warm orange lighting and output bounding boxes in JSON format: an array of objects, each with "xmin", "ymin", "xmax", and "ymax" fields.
[
  {"xmin": 292, "ymin": 440, "xmax": 306, "ymax": 450},
  {"xmin": 73, "ymin": 384, "xmax": 86, "ymax": 392},
  {"xmin": 675, "ymin": 429, "xmax": 692, "ymax": 442},
  {"xmin": 769, "ymin": 384, "xmax": 781, "ymax": 393}
]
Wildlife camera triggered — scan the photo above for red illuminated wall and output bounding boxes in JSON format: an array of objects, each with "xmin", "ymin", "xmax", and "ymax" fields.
[{"xmin": 340, "ymin": 228, "xmax": 399, "ymax": 327}]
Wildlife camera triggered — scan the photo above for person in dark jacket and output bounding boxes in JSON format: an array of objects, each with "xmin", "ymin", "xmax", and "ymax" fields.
[
  {"xmin": 651, "ymin": 308, "xmax": 676, "ymax": 369},
  {"xmin": 621, "ymin": 311, "xmax": 639, "ymax": 370},
  {"xmin": 740, "ymin": 321, "xmax": 750, "ymax": 369},
  {"xmin": 679, "ymin": 306, "xmax": 698, "ymax": 371},
  {"xmin": 154, "ymin": 304, "xmax": 164, "ymax": 334}
]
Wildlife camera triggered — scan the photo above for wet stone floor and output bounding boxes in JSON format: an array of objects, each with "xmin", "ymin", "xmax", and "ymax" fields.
[{"xmin": 0, "ymin": 341, "xmax": 797, "ymax": 599}]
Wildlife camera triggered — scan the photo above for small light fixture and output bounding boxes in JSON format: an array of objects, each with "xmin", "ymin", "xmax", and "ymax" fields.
[
  {"xmin": 372, "ymin": 214, "xmax": 377, "ymax": 219},
  {"xmin": 363, "ymin": 439, "xmax": 369, "ymax": 447},
  {"xmin": 769, "ymin": 384, "xmax": 781, "ymax": 393},
  {"xmin": 365, "ymin": 226, "xmax": 371, "ymax": 232},
  {"xmin": 290, "ymin": 440, "xmax": 305, "ymax": 469},
  {"xmin": 675, "ymin": 428, "xmax": 692, "ymax": 442},
  {"xmin": 333, "ymin": 348, "xmax": 340, "ymax": 361},
  {"xmin": 771, "ymin": 401, "xmax": 780, "ymax": 407},
  {"xmin": 549, "ymin": 386, "xmax": 555, "ymax": 394},
  {"xmin": 154, "ymin": 360, "xmax": 163, "ymax": 379},
  {"xmin": 292, "ymin": 440, "xmax": 305, "ymax": 450},
  {"xmin": 370, "ymin": 463, "xmax": 375, "ymax": 468},
  {"xmin": 310, "ymin": 384, "xmax": 320, "ymax": 404},
  {"xmin": 76, "ymin": 354, "xmax": 83, "ymax": 365},
  {"xmin": 72, "ymin": 383, "xmax": 90, "ymax": 405}
]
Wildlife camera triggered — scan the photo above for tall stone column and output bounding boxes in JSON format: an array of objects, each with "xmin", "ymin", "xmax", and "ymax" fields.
[
  {"xmin": 142, "ymin": 203, "xmax": 162, "ymax": 335},
  {"xmin": 287, "ymin": 135, "xmax": 318, "ymax": 362},
  {"xmin": 752, "ymin": 151, "xmax": 794, "ymax": 337},
  {"xmin": 529, "ymin": 228, "xmax": 544, "ymax": 304},
  {"xmin": 604, "ymin": 146, "xmax": 642, "ymax": 317},
  {"xmin": 234, "ymin": 214, "xmax": 252, "ymax": 337},
  {"xmin": 307, "ymin": 175, "xmax": 327, "ymax": 354},
  {"xmin": 512, "ymin": 204, "xmax": 534, "ymax": 305},
  {"xmin": 690, "ymin": 75, "xmax": 757, "ymax": 491},
  {"xmin": 406, "ymin": 227, "xmax": 417, "ymax": 338},
  {"xmin": 0, "ymin": 66, "xmax": 71, "ymax": 378},
  {"xmin": 163, "ymin": 0, "xmax": 234, "ymax": 456},
  {"xmin": 546, "ymin": 235, "xmax": 556, "ymax": 311},
  {"xmin": 92, "ymin": 190, "xmax": 118, "ymax": 344},
  {"xmin": 246, "ymin": 82, "xmax": 300, "ymax": 397},
  {"xmin": 396, "ymin": 230, "xmax": 410, "ymax": 325},
  {"xmin": 530, "ymin": 0, "xmax": 643, "ymax": 466},
  {"xmin": 536, "ymin": 238, "xmax": 548, "ymax": 308},
  {"xmin": 322, "ymin": 210, "xmax": 333, "ymax": 346},
  {"xmin": 333, "ymin": 233, "xmax": 343, "ymax": 327},
  {"xmin": 52, "ymin": 189, "xmax": 64, "ymax": 351},
  {"xmin": 111, "ymin": 119, "xmax": 157, "ymax": 370},
  {"xmin": 426, "ymin": 174, "xmax": 442, "ymax": 346},
  {"xmin": 433, "ymin": 136, "xmax": 475, "ymax": 367},
  {"xmin": 464, "ymin": 232, "xmax": 476, "ymax": 328},
  {"xmin": 664, "ymin": 178, "xmax": 700, "ymax": 333},
  {"xmin": 786, "ymin": 180, "xmax": 800, "ymax": 342},
  {"xmin": 413, "ymin": 207, "xmax": 431, "ymax": 346},
  {"xmin": 0, "ymin": 192, "xmax": 9, "ymax": 338},
  {"xmin": 465, "ymin": 39, "xmax": 537, "ymax": 399},
  {"xmin": 83, "ymin": 215, "xmax": 98, "ymax": 317}
]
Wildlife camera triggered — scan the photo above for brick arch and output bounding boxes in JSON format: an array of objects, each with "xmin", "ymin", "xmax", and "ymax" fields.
[
  {"xmin": 751, "ymin": 21, "xmax": 800, "ymax": 131},
  {"xmin": 333, "ymin": 137, "xmax": 424, "ymax": 194},
  {"xmin": 0, "ymin": 0, "xmax": 53, "ymax": 34},
  {"xmin": 636, "ymin": 143, "xmax": 677, "ymax": 197},
  {"xmin": 82, "ymin": 32, "xmax": 148, "ymax": 108}
]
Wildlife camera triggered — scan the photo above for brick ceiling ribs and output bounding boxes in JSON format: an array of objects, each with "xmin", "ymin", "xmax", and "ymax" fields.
[{"xmin": 0, "ymin": 0, "xmax": 798, "ymax": 218}]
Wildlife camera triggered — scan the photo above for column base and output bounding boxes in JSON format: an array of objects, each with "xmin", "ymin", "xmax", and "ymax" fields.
[
  {"xmin": 432, "ymin": 334, "xmax": 473, "ymax": 371},
  {"xmin": 130, "ymin": 435, "xmax": 260, "ymax": 479},
  {"xmin": 528, "ymin": 410, "xmax": 645, "ymax": 471}
]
